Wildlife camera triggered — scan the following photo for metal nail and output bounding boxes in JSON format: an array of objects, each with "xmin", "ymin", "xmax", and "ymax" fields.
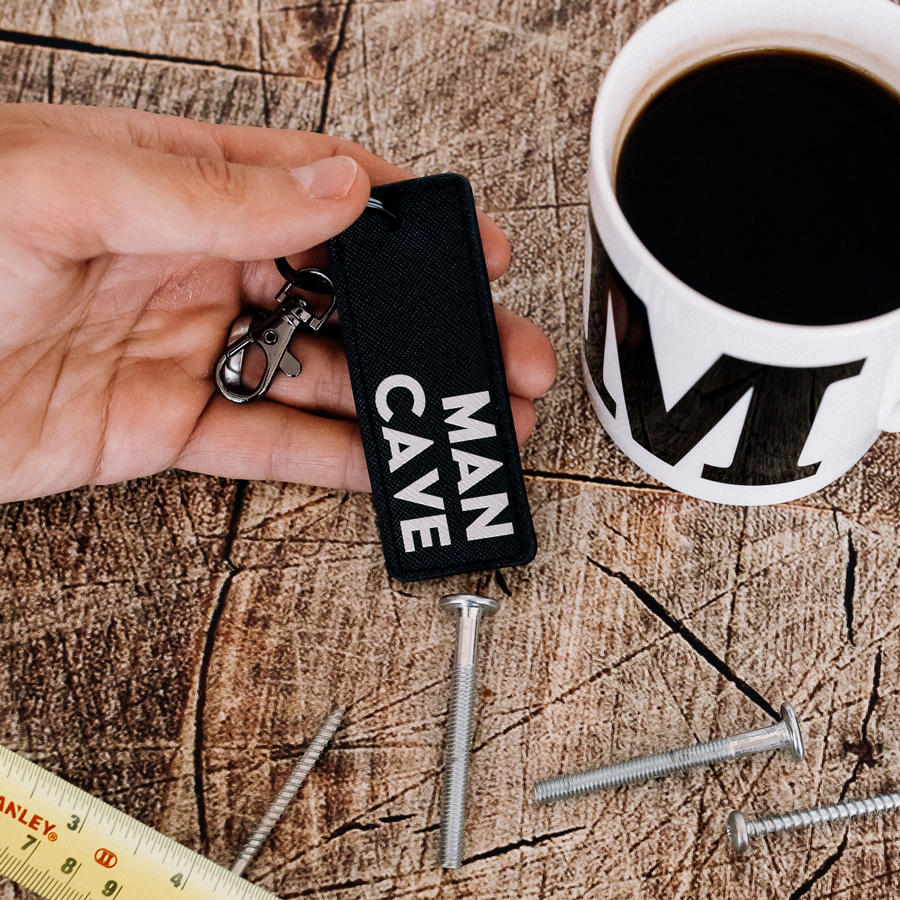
[{"xmin": 232, "ymin": 706, "xmax": 346, "ymax": 877}]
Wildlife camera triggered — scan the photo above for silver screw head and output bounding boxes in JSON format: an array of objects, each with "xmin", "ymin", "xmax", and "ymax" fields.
[
  {"xmin": 727, "ymin": 811, "xmax": 750, "ymax": 854},
  {"xmin": 439, "ymin": 594, "xmax": 501, "ymax": 617},
  {"xmin": 779, "ymin": 702, "xmax": 804, "ymax": 762}
]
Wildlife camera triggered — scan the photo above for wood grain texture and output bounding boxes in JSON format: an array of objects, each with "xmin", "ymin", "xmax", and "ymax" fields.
[
  {"xmin": 1, "ymin": 0, "xmax": 900, "ymax": 898},
  {"xmin": 0, "ymin": 41, "xmax": 324, "ymax": 128},
  {"xmin": 0, "ymin": 0, "xmax": 350, "ymax": 78},
  {"xmin": 0, "ymin": 1, "xmax": 261, "ymax": 69}
]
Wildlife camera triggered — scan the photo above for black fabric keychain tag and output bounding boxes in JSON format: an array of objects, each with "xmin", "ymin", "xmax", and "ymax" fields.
[{"xmin": 327, "ymin": 174, "xmax": 536, "ymax": 582}]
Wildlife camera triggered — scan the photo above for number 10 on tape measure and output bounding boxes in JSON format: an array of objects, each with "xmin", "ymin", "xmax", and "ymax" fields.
[{"xmin": 0, "ymin": 745, "xmax": 275, "ymax": 899}]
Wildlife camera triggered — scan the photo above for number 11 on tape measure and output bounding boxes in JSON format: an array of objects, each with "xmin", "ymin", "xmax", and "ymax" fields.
[{"xmin": 0, "ymin": 745, "xmax": 275, "ymax": 899}]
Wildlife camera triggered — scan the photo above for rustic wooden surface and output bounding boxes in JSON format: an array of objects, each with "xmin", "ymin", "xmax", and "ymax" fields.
[{"xmin": 1, "ymin": 2, "xmax": 899, "ymax": 898}]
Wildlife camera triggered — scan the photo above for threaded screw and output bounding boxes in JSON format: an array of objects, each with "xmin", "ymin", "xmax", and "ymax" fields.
[
  {"xmin": 232, "ymin": 706, "xmax": 346, "ymax": 877},
  {"xmin": 534, "ymin": 702, "xmax": 804, "ymax": 805},
  {"xmin": 438, "ymin": 593, "xmax": 500, "ymax": 869},
  {"xmin": 728, "ymin": 791, "xmax": 900, "ymax": 854}
]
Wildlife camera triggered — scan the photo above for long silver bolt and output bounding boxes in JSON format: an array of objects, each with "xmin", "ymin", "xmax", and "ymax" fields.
[
  {"xmin": 728, "ymin": 791, "xmax": 900, "ymax": 853},
  {"xmin": 438, "ymin": 593, "xmax": 500, "ymax": 869},
  {"xmin": 232, "ymin": 706, "xmax": 346, "ymax": 877},
  {"xmin": 534, "ymin": 702, "xmax": 803, "ymax": 805}
]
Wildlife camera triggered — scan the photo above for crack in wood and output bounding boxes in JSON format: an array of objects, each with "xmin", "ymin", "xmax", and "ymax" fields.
[
  {"xmin": 316, "ymin": 0, "xmax": 353, "ymax": 133},
  {"xmin": 494, "ymin": 569, "xmax": 512, "ymax": 597},
  {"xmin": 841, "ymin": 647, "xmax": 882, "ymax": 794},
  {"xmin": 326, "ymin": 818, "xmax": 380, "ymax": 841},
  {"xmin": 844, "ymin": 531, "xmax": 857, "ymax": 645},
  {"xmin": 294, "ymin": 768, "xmax": 441, "ymax": 858},
  {"xmin": 243, "ymin": 492, "xmax": 349, "ymax": 534},
  {"xmin": 323, "ymin": 812, "xmax": 417, "ymax": 844},
  {"xmin": 46, "ymin": 47, "xmax": 54, "ymax": 102},
  {"xmin": 787, "ymin": 833, "xmax": 848, "ymax": 900},
  {"xmin": 0, "ymin": 28, "xmax": 270, "ymax": 75},
  {"xmin": 587, "ymin": 556, "xmax": 778, "ymax": 720},
  {"xmin": 522, "ymin": 468, "xmax": 675, "ymax": 493},
  {"xmin": 461, "ymin": 826, "xmax": 585, "ymax": 865},
  {"xmin": 257, "ymin": 0, "xmax": 271, "ymax": 128},
  {"xmin": 193, "ymin": 479, "xmax": 248, "ymax": 853},
  {"xmin": 812, "ymin": 867, "xmax": 900, "ymax": 900}
]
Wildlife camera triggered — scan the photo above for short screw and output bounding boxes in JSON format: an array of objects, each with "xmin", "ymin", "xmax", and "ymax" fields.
[
  {"xmin": 728, "ymin": 791, "xmax": 900, "ymax": 854},
  {"xmin": 533, "ymin": 702, "xmax": 804, "ymax": 805},
  {"xmin": 438, "ymin": 593, "xmax": 500, "ymax": 869},
  {"xmin": 232, "ymin": 706, "xmax": 346, "ymax": 877}
]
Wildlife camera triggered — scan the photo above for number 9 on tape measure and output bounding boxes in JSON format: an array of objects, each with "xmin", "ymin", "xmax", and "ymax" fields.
[{"xmin": 0, "ymin": 745, "xmax": 275, "ymax": 899}]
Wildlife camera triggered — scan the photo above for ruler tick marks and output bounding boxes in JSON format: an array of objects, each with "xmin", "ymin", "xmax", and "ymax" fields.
[{"xmin": 0, "ymin": 746, "xmax": 277, "ymax": 900}]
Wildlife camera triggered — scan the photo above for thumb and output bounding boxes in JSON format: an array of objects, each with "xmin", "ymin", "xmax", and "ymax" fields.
[{"xmin": 4, "ymin": 132, "xmax": 370, "ymax": 263}]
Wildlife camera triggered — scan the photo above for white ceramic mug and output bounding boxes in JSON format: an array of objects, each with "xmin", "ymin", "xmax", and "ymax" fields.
[{"xmin": 582, "ymin": 0, "xmax": 900, "ymax": 505}]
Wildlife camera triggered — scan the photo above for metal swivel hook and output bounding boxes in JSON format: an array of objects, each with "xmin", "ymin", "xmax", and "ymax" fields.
[{"xmin": 214, "ymin": 265, "xmax": 335, "ymax": 404}]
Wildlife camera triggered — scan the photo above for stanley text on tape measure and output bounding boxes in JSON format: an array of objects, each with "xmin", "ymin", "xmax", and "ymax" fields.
[{"xmin": 0, "ymin": 744, "xmax": 275, "ymax": 899}]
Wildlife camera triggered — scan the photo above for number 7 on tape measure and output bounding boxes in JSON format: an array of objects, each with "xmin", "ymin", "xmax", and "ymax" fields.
[{"xmin": 0, "ymin": 745, "xmax": 276, "ymax": 899}]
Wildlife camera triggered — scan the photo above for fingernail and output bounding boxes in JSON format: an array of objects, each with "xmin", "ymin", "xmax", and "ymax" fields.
[{"xmin": 290, "ymin": 156, "xmax": 359, "ymax": 199}]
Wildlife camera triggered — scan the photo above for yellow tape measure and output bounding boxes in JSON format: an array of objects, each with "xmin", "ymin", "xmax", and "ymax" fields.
[{"xmin": 0, "ymin": 745, "xmax": 275, "ymax": 899}]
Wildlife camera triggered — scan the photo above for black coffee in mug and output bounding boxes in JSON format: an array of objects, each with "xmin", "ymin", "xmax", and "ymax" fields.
[{"xmin": 615, "ymin": 50, "xmax": 900, "ymax": 326}]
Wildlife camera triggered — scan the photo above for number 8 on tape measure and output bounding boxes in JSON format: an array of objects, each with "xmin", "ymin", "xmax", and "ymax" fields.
[{"xmin": 0, "ymin": 745, "xmax": 275, "ymax": 899}]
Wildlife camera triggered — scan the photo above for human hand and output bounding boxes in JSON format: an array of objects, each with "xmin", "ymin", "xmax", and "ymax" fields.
[{"xmin": 0, "ymin": 104, "xmax": 556, "ymax": 503}]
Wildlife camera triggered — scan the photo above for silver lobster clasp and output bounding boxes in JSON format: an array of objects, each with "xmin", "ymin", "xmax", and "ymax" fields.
[{"xmin": 214, "ymin": 265, "xmax": 335, "ymax": 404}]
